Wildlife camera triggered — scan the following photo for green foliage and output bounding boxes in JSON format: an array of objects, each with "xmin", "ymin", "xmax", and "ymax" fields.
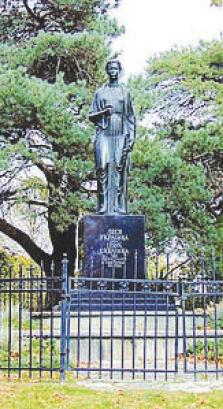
[
  {"xmin": 130, "ymin": 41, "xmax": 223, "ymax": 248},
  {"xmin": 0, "ymin": 248, "xmax": 35, "ymax": 276},
  {"xmin": 0, "ymin": 337, "xmax": 60, "ymax": 370},
  {"xmin": 208, "ymin": 316, "xmax": 223, "ymax": 330},
  {"xmin": 211, "ymin": 0, "xmax": 223, "ymax": 6},
  {"xmin": 0, "ymin": 308, "xmax": 60, "ymax": 370},
  {"xmin": 0, "ymin": 0, "xmax": 122, "ymax": 44},
  {"xmin": 0, "ymin": 62, "xmax": 95, "ymax": 224},
  {"xmin": 0, "ymin": 31, "xmax": 109, "ymax": 86},
  {"xmin": 0, "ymin": 1, "xmax": 121, "ymax": 260},
  {"xmin": 186, "ymin": 339, "xmax": 223, "ymax": 362},
  {"xmin": 130, "ymin": 137, "xmax": 215, "ymax": 246}
]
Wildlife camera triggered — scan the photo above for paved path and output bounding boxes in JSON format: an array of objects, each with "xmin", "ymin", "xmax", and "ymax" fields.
[{"xmin": 77, "ymin": 379, "xmax": 223, "ymax": 393}]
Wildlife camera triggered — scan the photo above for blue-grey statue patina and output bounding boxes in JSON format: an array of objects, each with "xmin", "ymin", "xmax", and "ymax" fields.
[{"xmin": 89, "ymin": 59, "xmax": 136, "ymax": 215}]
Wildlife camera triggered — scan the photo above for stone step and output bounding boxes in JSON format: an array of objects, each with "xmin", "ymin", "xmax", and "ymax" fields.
[{"xmin": 70, "ymin": 291, "xmax": 176, "ymax": 311}]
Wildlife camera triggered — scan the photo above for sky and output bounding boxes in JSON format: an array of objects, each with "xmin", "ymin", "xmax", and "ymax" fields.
[{"xmin": 110, "ymin": 0, "xmax": 223, "ymax": 78}]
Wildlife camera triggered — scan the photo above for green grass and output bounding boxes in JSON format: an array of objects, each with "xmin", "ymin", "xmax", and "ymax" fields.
[
  {"xmin": 0, "ymin": 380, "xmax": 223, "ymax": 409},
  {"xmin": 0, "ymin": 305, "xmax": 61, "ymax": 370}
]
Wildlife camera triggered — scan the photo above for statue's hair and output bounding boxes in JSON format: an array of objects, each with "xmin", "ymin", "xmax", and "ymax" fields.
[{"xmin": 105, "ymin": 59, "xmax": 122, "ymax": 73}]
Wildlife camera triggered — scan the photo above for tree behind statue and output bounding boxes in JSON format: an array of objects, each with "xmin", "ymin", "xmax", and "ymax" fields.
[{"xmin": 0, "ymin": 0, "xmax": 123, "ymax": 278}]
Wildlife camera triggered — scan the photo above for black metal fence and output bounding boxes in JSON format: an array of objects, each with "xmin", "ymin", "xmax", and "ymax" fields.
[
  {"xmin": 0, "ymin": 261, "xmax": 62, "ymax": 379},
  {"xmin": 1, "ymin": 251, "xmax": 223, "ymax": 381}
]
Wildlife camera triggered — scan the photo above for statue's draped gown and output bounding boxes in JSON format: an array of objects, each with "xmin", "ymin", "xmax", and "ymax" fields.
[{"xmin": 89, "ymin": 83, "xmax": 136, "ymax": 214}]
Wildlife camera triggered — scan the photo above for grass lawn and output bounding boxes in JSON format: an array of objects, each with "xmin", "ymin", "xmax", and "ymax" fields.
[{"xmin": 0, "ymin": 379, "xmax": 223, "ymax": 409}]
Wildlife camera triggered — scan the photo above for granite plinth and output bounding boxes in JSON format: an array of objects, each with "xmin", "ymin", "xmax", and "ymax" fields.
[{"xmin": 83, "ymin": 215, "xmax": 145, "ymax": 280}]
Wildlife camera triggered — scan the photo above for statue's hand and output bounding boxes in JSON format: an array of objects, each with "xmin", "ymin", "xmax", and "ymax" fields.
[{"xmin": 105, "ymin": 104, "xmax": 113, "ymax": 115}]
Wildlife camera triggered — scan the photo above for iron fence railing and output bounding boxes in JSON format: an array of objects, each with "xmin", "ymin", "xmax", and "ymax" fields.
[
  {"xmin": 0, "ymin": 261, "xmax": 62, "ymax": 379},
  {"xmin": 0, "ymin": 252, "xmax": 223, "ymax": 381}
]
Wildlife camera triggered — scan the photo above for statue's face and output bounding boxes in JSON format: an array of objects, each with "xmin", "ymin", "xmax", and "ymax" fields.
[{"xmin": 107, "ymin": 62, "xmax": 120, "ymax": 80}]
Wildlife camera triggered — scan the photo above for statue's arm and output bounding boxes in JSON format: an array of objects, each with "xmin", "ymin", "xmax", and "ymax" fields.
[
  {"xmin": 126, "ymin": 92, "xmax": 136, "ymax": 149},
  {"xmin": 89, "ymin": 91, "xmax": 111, "ymax": 124}
]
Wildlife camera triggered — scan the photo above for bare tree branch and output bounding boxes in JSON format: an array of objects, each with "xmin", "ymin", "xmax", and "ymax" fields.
[
  {"xmin": 23, "ymin": 0, "xmax": 44, "ymax": 23},
  {"xmin": 0, "ymin": 217, "xmax": 51, "ymax": 265}
]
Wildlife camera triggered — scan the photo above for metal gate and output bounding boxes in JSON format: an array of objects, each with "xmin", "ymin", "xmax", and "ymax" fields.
[
  {"xmin": 1, "ymin": 254, "xmax": 223, "ymax": 381},
  {"xmin": 61, "ymin": 267, "xmax": 223, "ymax": 381},
  {"xmin": 61, "ymin": 266, "xmax": 180, "ymax": 381}
]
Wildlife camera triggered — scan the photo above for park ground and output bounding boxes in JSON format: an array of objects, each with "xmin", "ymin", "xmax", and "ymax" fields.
[{"xmin": 1, "ymin": 378, "xmax": 223, "ymax": 409}]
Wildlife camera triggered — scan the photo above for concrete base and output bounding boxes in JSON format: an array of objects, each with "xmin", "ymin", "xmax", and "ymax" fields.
[
  {"xmin": 30, "ymin": 310, "xmax": 217, "ymax": 380},
  {"xmin": 67, "ymin": 311, "xmax": 177, "ymax": 371}
]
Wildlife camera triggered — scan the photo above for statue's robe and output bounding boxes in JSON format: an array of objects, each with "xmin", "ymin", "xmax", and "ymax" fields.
[{"xmin": 89, "ymin": 83, "xmax": 136, "ymax": 214}]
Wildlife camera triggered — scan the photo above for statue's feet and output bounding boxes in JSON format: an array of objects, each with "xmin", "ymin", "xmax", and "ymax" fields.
[
  {"xmin": 97, "ymin": 205, "xmax": 107, "ymax": 214},
  {"xmin": 114, "ymin": 206, "xmax": 126, "ymax": 215}
]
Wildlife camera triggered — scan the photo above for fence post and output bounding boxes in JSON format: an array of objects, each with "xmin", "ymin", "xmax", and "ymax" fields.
[
  {"xmin": 181, "ymin": 281, "xmax": 187, "ymax": 374},
  {"xmin": 60, "ymin": 254, "xmax": 68, "ymax": 383}
]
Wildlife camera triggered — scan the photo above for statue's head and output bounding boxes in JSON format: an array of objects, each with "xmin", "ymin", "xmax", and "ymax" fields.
[{"xmin": 106, "ymin": 59, "xmax": 122, "ymax": 80}]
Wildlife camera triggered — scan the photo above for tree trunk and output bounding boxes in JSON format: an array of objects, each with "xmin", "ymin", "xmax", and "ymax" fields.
[{"xmin": 44, "ymin": 223, "xmax": 76, "ymax": 309}]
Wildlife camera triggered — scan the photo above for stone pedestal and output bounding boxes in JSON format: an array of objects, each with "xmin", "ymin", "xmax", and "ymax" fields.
[{"xmin": 83, "ymin": 215, "xmax": 145, "ymax": 280}]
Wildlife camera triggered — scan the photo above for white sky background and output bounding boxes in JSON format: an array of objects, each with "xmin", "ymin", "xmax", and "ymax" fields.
[{"xmin": 110, "ymin": 0, "xmax": 223, "ymax": 79}]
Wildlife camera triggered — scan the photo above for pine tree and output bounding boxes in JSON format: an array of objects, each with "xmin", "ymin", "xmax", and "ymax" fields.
[
  {"xmin": 129, "ymin": 41, "xmax": 223, "ymax": 249},
  {"xmin": 0, "ymin": 0, "xmax": 122, "ymax": 276}
]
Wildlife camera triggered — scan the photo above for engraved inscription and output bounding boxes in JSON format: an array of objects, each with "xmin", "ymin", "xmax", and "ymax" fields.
[{"xmin": 99, "ymin": 228, "xmax": 129, "ymax": 268}]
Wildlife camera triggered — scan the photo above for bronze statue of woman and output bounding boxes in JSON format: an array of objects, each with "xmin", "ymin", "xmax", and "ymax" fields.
[{"xmin": 89, "ymin": 59, "xmax": 136, "ymax": 215}]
